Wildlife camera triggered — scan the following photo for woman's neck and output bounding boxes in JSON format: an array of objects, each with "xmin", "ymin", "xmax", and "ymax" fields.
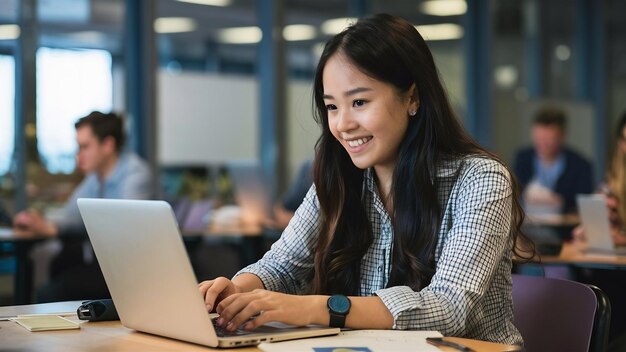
[{"xmin": 374, "ymin": 166, "xmax": 394, "ymax": 214}]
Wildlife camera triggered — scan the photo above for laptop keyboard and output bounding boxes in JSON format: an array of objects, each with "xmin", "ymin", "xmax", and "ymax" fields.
[{"xmin": 212, "ymin": 317, "xmax": 254, "ymax": 337}]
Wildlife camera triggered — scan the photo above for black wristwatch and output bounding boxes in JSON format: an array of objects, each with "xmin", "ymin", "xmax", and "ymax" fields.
[{"xmin": 327, "ymin": 294, "xmax": 351, "ymax": 328}]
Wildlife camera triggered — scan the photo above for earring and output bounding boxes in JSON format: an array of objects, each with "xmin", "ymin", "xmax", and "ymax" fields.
[{"xmin": 409, "ymin": 110, "xmax": 417, "ymax": 116}]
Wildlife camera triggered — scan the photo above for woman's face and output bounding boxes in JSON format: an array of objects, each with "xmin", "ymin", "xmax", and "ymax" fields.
[{"xmin": 322, "ymin": 54, "xmax": 418, "ymax": 176}]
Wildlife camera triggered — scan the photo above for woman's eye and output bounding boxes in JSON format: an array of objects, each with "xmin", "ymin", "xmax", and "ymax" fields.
[
  {"xmin": 326, "ymin": 104, "xmax": 337, "ymax": 111},
  {"xmin": 353, "ymin": 100, "xmax": 366, "ymax": 107}
]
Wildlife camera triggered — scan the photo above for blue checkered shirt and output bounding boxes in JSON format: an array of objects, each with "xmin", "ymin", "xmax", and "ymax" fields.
[{"xmin": 237, "ymin": 156, "xmax": 522, "ymax": 345}]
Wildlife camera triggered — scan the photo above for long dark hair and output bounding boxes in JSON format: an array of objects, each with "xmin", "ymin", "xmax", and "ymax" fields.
[{"xmin": 311, "ymin": 14, "xmax": 531, "ymax": 295}]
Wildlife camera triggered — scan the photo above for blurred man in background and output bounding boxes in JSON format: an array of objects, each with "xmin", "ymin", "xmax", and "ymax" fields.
[
  {"xmin": 514, "ymin": 106, "xmax": 593, "ymax": 214},
  {"xmin": 13, "ymin": 111, "xmax": 152, "ymax": 301}
]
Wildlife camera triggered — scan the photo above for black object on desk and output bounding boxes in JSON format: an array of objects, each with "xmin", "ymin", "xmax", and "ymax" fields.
[{"xmin": 77, "ymin": 299, "xmax": 119, "ymax": 322}]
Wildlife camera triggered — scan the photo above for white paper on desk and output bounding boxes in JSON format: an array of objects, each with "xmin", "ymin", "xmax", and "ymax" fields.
[{"xmin": 258, "ymin": 330, "xmax": 443, "ymax": 352}]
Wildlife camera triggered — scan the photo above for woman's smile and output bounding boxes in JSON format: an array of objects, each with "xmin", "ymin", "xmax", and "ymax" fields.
[{"xmin": 345, "ymin": 136, "xmax": 373, "ymax": 153}]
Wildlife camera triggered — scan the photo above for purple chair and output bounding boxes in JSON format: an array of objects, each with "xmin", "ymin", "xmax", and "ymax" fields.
[{"xmin": 512, "ymin": 274, "xmax": 611, "ymax": 352}]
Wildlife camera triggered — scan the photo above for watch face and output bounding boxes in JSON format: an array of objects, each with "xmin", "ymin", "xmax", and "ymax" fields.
[{"xmin": 328, "ymin": 295, "xmax": 350, "ymax": 314}]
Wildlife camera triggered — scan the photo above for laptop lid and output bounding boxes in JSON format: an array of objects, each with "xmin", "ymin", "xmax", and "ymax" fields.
[
  {"xmin": 182, "ymin": 200, "xmax": 212, "ymax": 231},
  {"xmin": 77, "ymin": 198, "xmax": 338, "ymax": 348},
  {"xmin": 577, "ymin": 194, "xmax": 615, "ymax": 252},
  {"xmin": 226, "ymin": 161, "xmax": 273, "ymax": 225}
]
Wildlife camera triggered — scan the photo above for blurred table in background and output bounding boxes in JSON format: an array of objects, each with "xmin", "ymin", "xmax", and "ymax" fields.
[{"xmin": 0, "ymin": 228, "xmax": 48, "ymax": 305}]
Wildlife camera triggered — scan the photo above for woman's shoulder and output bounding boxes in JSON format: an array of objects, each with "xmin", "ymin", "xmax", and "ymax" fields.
[
  {"xmin": 437, "ymin": 154, "xmax": 505, "ymax": 174},
  {"xmin": 437, "ymin": 154, "xmax": 509, "ymax": 181}
]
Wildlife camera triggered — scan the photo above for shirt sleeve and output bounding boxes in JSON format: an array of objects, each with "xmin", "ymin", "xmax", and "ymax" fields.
[
  {"xmin": 236, "ymin": 185, "xmax": 319, "ymax": 294},
  {"xmin": 120, "ymin": 162, "xmax": 153, "ymax": 200},
  {"xmin": 375, "ymin": 159, "xmax": 513, "ymax": 336}
]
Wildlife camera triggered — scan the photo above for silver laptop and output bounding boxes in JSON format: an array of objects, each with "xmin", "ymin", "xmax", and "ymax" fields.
[
  {"xmin": 227, "ymin": 160, "xmax": 274, "ymax": 225},
  {"xmin": 577, "ymin": 194, "xmax": 626, "ymax": 255},
  {"xmin": 77, "ymin": 198, "xmax": 339, "ymax": 348}
]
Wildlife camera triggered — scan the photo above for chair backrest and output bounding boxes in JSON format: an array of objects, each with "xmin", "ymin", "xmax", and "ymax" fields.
[
  {"xmin": 512, "ymin": 274, "xmax": 611, "ymax": 352},
  {"xmin": 588, "ymin": 285, "xmax": 611, "ymax": 352}
]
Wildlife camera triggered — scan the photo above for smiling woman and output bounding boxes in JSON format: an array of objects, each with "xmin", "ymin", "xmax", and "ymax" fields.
[{"xmin": 198, "ymin": 14, "xmax": 533, "ymax": 346}]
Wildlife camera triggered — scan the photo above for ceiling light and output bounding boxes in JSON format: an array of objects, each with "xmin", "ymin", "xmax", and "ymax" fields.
[
  {"xmin": 217, "ymin": 26, "xmax": 262, "ymax": 44},
  {"xmin": 176, "ymin": 0, "xmax": 231, "ymax": 6},
  {"xmin": 321, "ymin": 17, "xmax": 358, "ymax": 35},
  {"xmin": 419, "ymin": 0, "xmax": 467, "ymax": 16},
  {"xmin": 415, "ymin": 23, "xmax": 463, "ymax": 41},
  {"xmin": 0, "ymin": 24, "xmax": 20, "ymax": 40},
  {"xmin": 494, "ymin": 65, "xmax": 518, "ymax": 89},
  {"xmin": 283, "ymin": 24, "xmax": 317, "ymax": 41},
  {"xmin": 154, "ymin": 17, "xmax": 197, "ymax": 34},
  {"xmin": 554, "ymin": 44, "xmax": 571, "ymax": 61}
]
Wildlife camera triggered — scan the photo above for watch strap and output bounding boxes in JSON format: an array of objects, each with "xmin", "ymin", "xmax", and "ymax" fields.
[{"xmin": 329, "ymin": 311, "xmax": 346, "ymax": 328}]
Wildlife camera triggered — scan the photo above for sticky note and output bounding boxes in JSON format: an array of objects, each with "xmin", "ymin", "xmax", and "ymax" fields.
[{"xmin": 11, "ymin": 315, "xmax": 80, "ymax": 332}]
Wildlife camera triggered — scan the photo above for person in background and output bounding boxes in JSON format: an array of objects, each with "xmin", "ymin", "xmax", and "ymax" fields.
[
  {"xmin": 199, "ymin": 14, "xmax": 531, "ymax": 345},
  {"xmin": 572, "ymin": 111, "xmax": 626, "ymax": 351},
  {"xmin": 574, "ymin": 111, "xmax": 626, "ymax": 244},
  {"xmin": 271, "ymin": 159, "xmax": 313, "ymax": 229},
  {"xmin": 13, "ymin": 111, "xmax": 152, "ymax": 301},
  {"xmin": 514, "ymin": 106, "xmax": 593, "ymax": 214}
]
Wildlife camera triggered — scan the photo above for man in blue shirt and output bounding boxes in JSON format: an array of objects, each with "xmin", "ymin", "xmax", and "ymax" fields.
[
  {"xmin": 513, "ymin": 106, "xmax": 593, "ymax": 214},
  {"xmin": 13, "ymin": 111, "xmax": 152, "ymax": 301}
]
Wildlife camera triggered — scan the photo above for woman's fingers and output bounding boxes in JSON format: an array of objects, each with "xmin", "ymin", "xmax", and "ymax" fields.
[
  {"xmin": 216, "ymin": 290, "xmax": 272, "ymax": 330},
  {"xmin": 200, "ymin": 277, "xmax": 233, "ymax": 311},
  {"xmin": 242, "ymin": 309, "xmax": 279, "ymax": 330},
  {"xmin": 216, "ymin": 290, "xmax": 311, "ymax": 331}
]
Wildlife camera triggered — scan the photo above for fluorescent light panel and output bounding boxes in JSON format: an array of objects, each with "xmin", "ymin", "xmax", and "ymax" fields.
[
  {"xmin": 415, "ymin": 23, "xmax": 463, "ymax": 41},
  {"xmin": 154, "ymin": 17, "xmax": 197, "ymax": 34},
  {"xmin": 420, "ymin": 0, "xmax": 467, "ymax": 16},
  {"xmin": 283, "ymin": 24, "xmax": 317, "ymax": 41},
  {"xmin": 176, "ymin": 0, "xmax": 232, "ymax": 6},
  {"xmin": 217, "ymin": 26, "xmax": 262, "ymax": 44},
  {"xmin": 0, "ymin": 24, "xmax": 20, "ymax": 40},
  {"xmin": 321, "ymin": 17, "xmax": 358, "ymax": 35}
]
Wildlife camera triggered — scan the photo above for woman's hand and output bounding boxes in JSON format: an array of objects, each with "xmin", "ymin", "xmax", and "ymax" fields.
[
  {"xmin": 606, "ymin": 194, "xmax": 621, "ymax": 225},
  {"xmin": 215, "ymin": 290, "xmax": 326, "ymax": 331},
  {"xmin": 198, "ymin": 277, "xmax": 244, "ymax": 313},
  {"xmin": 571, "ymin": 225, "xmax": 586, "ymax": 243},
  {"xmin": 611, "ymin": 227, "xmax": 626, "ymax": 246}
]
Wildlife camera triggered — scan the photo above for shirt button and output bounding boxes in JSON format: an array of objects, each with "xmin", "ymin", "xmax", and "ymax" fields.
[{"xmin": 378, "ymin": 265, "xmax": 383, "ymax": 272}]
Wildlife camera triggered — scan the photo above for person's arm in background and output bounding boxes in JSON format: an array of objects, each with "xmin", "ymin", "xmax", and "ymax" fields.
[
  {"xmin": 271, "ymin": 160, "xmax": 313, "ymax": 229},
  {"xmin": 13, "ymin": 175, "xmax": 97, "ymax": 238}
]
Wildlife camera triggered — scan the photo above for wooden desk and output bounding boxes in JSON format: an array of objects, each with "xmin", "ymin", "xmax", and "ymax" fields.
[
  {"xmin": 539, "ymin": 241, "xmax": 626, "ymax": 268},
  {"xmin": 0, "ymin": 227, "xmax": 47, "ymax": 304},
  {"xmin": 0, "ymin": 301, "xmax": 521, "ymax": 351},
  {"xmin": 525, "ymin": 213, "xmax": 580, "ymax": 227}
]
